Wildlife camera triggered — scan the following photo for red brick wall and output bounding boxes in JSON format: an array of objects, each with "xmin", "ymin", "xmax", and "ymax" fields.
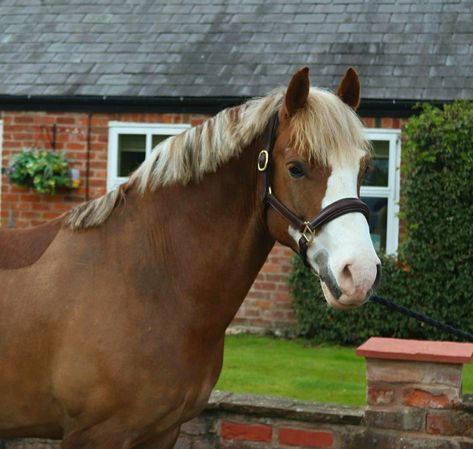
[
  {"xmin": 0, "ymin": 110, "xmax": 406, "ymax": 333},
  {"xmin": 1, "ymin": 112, "xmax": 91, "ymax": 228},
  {"xmin": 0, "ymin": 111, "xmax": 207, "ymax": 228},
  {"xmin": 233, "ymin": 244, "xmax": 295, "ymax": 332}
]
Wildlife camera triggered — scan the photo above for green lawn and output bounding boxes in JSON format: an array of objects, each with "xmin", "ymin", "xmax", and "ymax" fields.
[{"xmin": 216, "ymin": 334, "xmax": 473, "ymax": 406}]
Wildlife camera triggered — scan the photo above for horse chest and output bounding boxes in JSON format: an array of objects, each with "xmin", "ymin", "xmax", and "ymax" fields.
[
  {"xmin": 125, "ymin": 335, "xmax": 224, "ymax": 426},
  {"xmin": 154, "ymin": 339, "xmax": 224, "ymax": 420}
]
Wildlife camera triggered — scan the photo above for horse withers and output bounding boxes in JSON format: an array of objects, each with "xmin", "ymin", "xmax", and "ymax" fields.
[{"xmin": 0, "ymin": 67, "xmax": 380, "ymax": 448}]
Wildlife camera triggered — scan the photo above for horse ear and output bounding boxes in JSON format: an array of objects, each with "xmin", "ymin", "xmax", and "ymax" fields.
[
  {"xmin": 336, "ymin": 67, "xmax": 361, "ymax": 111},
  {"xmin": 285, "ymin": 66, "xmax": 310, "ymax": 117}
]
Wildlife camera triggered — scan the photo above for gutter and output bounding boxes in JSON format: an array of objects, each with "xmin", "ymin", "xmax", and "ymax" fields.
[
  {"xmin": 357, "ymin": 98, "xmax": 451, "ymax": 118},
  {"xmin": 0, "ymin": 95, "xmax": 245, "ymax": 115},
  {"xmin": 0, "ymin": 94, "xmax": 451, "ymax": 118}
]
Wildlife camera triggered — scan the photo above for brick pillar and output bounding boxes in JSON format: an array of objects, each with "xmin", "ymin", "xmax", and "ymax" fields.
[{"xmin": 356, "ymin": 337, "xmax": 473, "ymax": 447}]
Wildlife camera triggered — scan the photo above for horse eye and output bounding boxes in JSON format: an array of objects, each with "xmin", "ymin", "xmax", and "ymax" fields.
[{"xmin": 288, "ymin": 163, "xmax": 305, "ymax": 179}]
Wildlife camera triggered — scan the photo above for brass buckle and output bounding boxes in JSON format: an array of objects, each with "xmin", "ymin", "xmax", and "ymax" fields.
[
  {"xmin": 257, "ymin": 150, "xmax": 269, "ymax": 172},
  {"xmin": 301, "ymin": 221, "xmax": 315, "ymax": 243}
]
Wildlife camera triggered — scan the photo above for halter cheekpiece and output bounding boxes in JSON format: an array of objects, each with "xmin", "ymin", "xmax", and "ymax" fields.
[{"xmin": 259, "ymin": 112, "xmax": 370, "ymax": 267}]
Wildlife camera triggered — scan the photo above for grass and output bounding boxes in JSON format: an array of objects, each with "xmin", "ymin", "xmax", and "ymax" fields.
[{"xmin": 216, "ymin": 334, "xmax": 473, "ymax": 406}]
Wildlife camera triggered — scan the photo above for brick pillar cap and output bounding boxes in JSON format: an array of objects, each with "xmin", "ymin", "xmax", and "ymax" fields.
[{"xmin": 356, "ymin": 337, "xmax": 473, "ymax": 364}]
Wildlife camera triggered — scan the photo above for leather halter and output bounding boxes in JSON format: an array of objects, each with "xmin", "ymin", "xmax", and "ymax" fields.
[{"xmin": 259, "ymin": 112, "xmax": 370, "ymax": 267}]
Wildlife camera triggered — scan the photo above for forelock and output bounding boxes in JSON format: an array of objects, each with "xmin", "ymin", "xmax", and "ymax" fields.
[{"xmin": 289, "ymin": 87, "xmax": 371, "ymax": 167}]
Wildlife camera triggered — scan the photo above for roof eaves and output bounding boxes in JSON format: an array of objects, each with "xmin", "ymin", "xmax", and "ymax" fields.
[{"xmin": 0, "ymin": 94, "xmax": 453, "ymax": 117}]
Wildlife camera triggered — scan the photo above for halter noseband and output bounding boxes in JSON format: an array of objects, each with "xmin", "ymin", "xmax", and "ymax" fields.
[{"xmin": 259, "ymin": 112, "xmax": 370, "ymax": 267}]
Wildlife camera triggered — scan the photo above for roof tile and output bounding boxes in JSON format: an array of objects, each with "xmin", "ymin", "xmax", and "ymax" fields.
[{"xmin": 0, "ymin": 0, "xmax": 471, "ymax": 100}]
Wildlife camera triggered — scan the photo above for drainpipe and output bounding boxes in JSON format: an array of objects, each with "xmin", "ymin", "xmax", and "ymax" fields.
[
  {"xmin": 0, "ymin": 119, "xmax": 2, "ymax": 227},
  {"xmin": 85, "ymin": 112, "xmax": 92, "ymax": 201}
]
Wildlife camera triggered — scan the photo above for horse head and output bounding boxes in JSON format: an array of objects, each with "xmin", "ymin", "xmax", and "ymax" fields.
[{"xmin": 263, "ymin": 67, "xmax": 381, "ymax": 310}]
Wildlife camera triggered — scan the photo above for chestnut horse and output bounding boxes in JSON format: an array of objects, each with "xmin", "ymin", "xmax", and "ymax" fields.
[{"xmin": 0, "ymin": 67, "xmax": 380, "ymax": 448}]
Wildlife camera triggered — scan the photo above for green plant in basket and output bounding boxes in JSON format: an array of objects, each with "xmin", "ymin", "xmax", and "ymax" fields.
[{"xmin": 6, "ymin": 148, "xmax": 74, "ymax": 195}]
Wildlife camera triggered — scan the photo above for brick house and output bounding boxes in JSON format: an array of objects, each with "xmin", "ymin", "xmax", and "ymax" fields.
[{"xmin": 1, "ymin": 0, "xmax": 472, "ymax": 332}]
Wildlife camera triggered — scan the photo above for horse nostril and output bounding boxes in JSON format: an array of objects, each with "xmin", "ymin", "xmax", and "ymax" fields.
[
  {"xmin": 338, "ymin": 261, "xmax": 380, "ymax": 297},
  {"xmin": 342, "ymin": 264, "xmax": 353, "ymax": 282},
  {"xmin": 339, "ymin": 263, "xmax": 356, "ymax": 295}
]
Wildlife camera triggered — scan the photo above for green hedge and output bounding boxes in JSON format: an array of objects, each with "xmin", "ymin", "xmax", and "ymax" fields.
[{"xmin": 289, "ymin": 101, "xmax": 473, "ymax": 344}]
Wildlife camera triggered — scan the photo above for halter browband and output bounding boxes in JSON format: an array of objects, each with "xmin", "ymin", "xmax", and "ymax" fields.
[{"xmin": 259, "ymin": 112, "xmax": 370, "ymax": 267}]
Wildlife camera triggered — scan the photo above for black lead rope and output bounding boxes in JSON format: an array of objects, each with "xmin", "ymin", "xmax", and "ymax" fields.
[{"xmin": 369, "ymin": 294, "xmax": 473, "ymax": 342}]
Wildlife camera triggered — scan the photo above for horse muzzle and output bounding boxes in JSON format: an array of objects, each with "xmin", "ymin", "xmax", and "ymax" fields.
[{"xmin": 320, "ymin": 262, "xmax": 381, "ymax": 309}]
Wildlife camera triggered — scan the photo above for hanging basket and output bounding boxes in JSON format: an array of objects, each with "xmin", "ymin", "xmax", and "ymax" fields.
[{"xmin": 4, "ymin": 148, "xmax": 79, "ymax": 195}]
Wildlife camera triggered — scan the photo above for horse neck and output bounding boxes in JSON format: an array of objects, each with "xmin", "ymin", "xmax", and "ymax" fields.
[{"xmin": 109, "ymin": 137, "xmax": 275, "ymax": 334}]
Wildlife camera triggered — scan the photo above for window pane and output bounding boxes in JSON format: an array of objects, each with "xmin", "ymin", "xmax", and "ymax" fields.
[
  {"xmin": 152, "ymin": 134, "xmax": 170, "ymax": 149},
  {"xmin": 363, "ymin": 140, "xmax": 389, "ymax": 187},
  {"xmin": 361, "ymin": 196, "xmax": 388, "ymax": 252},
  {"xmin": 118, "ymin": 134, "xmax": 146, "ymax": 177}
]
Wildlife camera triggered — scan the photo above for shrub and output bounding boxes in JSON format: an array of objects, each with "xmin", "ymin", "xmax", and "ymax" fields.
[{"xmin": 289, "ymin": 101, "xmax": 473, "ymax": 344}]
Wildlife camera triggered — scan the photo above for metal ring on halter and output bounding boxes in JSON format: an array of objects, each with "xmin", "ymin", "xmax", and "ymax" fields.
[{"xmin": 257, "ymin": 150, "xmax": 269, "ymax": 172}]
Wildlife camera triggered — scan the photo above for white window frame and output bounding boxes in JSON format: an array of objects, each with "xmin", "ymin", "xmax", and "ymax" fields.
[
  {"xmin": 361, "ymin": 128, "xmax": 401, "ymax": 255},
  {"xmin": 107, "ymin": 121, "xmax": 191, "ymax": 192}
]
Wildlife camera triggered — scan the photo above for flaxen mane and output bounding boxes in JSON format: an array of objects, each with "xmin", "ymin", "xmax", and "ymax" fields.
[{"xmin": 65, "ymin": 88, "xmax": 369, "ymax": 230}]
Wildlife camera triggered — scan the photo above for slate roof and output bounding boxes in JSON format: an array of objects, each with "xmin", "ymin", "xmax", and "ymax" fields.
[{"xmin": 0, "ymin": 0, "xmax": 472, "ymax": 101}]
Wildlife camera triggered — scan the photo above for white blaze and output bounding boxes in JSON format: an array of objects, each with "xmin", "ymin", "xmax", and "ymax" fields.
[{"xmin": 290, "ymin": 154, "xmax": 380, "ymax": 309}]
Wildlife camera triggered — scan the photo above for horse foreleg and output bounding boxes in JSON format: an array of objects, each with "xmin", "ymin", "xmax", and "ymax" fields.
[
  {"xmin": 61, "ymin": 425, "xmax": 180, "ymax": 449},
  {"xmin": 133, "ymin": 426, "xmax": 180, "ymax": 449},
  {"xmin": 61, "ymin": 427, "xmax": 133, "ymax": 449}
]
